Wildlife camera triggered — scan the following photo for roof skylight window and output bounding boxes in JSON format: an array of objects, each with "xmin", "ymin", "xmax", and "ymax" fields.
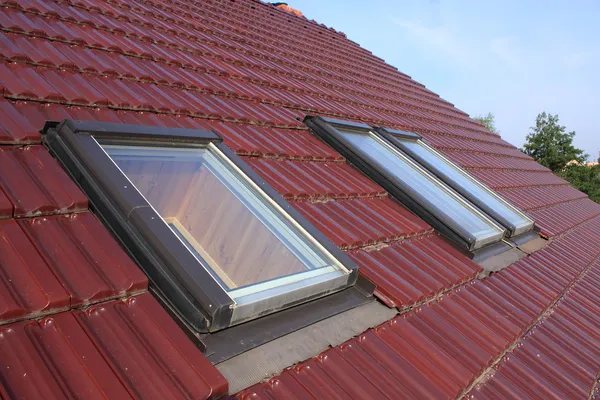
[
  {"xmin": 377, "ymin": 128, "xmax": 535, "ymax": 237},
  {"xmin": 305, "ymin": 116, "xmax": 536, "ymax": 257},
  {"xmin": 102, "ymin": 144, "xmax": 349, "ymax": 311},
  {"xmin": 43, "ymin": 120, "xmax": 366, "ymax": 336}
]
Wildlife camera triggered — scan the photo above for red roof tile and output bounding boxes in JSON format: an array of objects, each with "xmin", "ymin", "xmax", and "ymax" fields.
[
  {"xmin": 239, "ymin": 216, "xmax": 600, "ymax": 399},
  {"xmin": 243, "ymin": 157, "xmax": 386, "ymax": 200},
  {"xmin": 443, "ymin": 150, "xmax": 549, "ymax": 172},
  {"xmin": 467, "ymin": 169, "xmax": 567, "ymax": 190},
  {"xmin": 0, "ymin": 293, "xmax": 228, "ymax": 399},
  {"xmin": 18, "ymin": 212, "xmax": 147, "ymax": 306},
  {"xmin": 0, "ymin": 99, "xmax": 41, "ymax": 143},
  {"xmin": 469, "ymin": 260, "xmax": 600, "ymax": 399},
  {"xmin": 0, "ymin": 312, "xmax": 133, "ymax": 399},
  {"xmin": 0, "ymin": 0, "xmax": 599, "ymax": 397},
  {"xmin": 0, "ymin": 218, "xmax": 70, "ymax": 324},
  {"xmin": 349, "ymin": 234, "xmax": 480, "ymax": 308},
  {"xmin": 293, "ymin": 197, "xmax": 432, "ymax": 249},
  {"xmin": 75, "ymin": 293, "xmax": 228, "ymax": 399},
  {"xmin": 0, "ymin": 145, "xmax": 87, "ymax": 217},
  {"xmin": 530, "ymin": 198, "xmax": 600, "ymax": 237},
  {"xmin": 0, "ymin": 186, "xmax": 11, "ymax": 217},
  {"xmin": 498, "ymin": 184, "xmax": 587, "ymax": 212}
]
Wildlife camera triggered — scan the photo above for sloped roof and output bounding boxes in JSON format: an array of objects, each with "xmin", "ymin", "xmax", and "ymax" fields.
[{"xmin": 0, "ymin": 0, "xmax": 598, "ymax": 398}]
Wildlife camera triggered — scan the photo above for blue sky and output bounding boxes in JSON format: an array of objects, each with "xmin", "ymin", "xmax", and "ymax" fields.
[{"xmin": 290, "ymin": 0, "xmax": 600, "ymax": 160}]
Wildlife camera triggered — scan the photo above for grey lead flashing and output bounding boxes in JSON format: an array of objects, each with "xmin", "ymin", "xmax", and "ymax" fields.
[
  {"xmin": 43, "ymin": 119, "xmax": 371, "ymax": 348},
  {"xmin": 478, "ymin": 247, "xmax": 527, "ymax": 272},
  {"xmin": 478, "ymin": 234, "xmax": 548, "ymax": 272},
  {"xmin": 202, "ymin": 275, "xmax": 375, "ymax": 364},
  {"xmin": 516, "ymin": 235, "xmax": 549, "ymax": 255},
  {"xmin": 217, "ymin": 298, "xmax": 397, "ymax": 393}
]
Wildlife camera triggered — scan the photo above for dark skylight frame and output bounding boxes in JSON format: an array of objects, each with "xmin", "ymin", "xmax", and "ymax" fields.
[
  {"xmin": 376, "ymin": 127, "xmax": 535, "ymax": 237},
  {"xmin": 305, "ymin": 116, "xmax": 516, "ymax": 254},
  {"xmin": 43, "ymin": 120, "xmax": 366, "ymax": 335}
]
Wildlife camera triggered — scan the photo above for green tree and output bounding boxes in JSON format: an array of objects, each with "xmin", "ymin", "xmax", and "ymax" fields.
[
  {"xmin": 522, "ymin": 112, "xmax": 588, "ymax": 172},
  {"xmin": 558, "ymin": 164, "xmax": 600, "ymax": 203},
  {"xmin": 474, "ymin": 112, "xmax": 498, "ymax": 134}
]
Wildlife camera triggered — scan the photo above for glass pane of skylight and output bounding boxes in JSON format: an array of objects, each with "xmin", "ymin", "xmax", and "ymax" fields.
[
  {"xmin": 396, "ymin": 138, "xmax": 534, "ymax": 236},
  {"xmin": 101, "ymin": 144, "xmax": 349, "ymax": 307},
  {"xmin": 337, "ymin": 128, "xmax": 505, "ymax": 249}
]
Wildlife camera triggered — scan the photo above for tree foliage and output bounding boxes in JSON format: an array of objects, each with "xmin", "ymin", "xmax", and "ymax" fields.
[
  {"xmin": 522, "ymin": 112, "xmax": 598, "ymax": 204},
  {"xmin": 474, "ymin": 112, "xmax": 498, "ymax": 134},
  {"xmin": 522, "ymin": 112, "xmax": 588, "ymax": 172},
  {"xmin": 558, "ymin": 164, "xmax": 600, "ymax": 203}
]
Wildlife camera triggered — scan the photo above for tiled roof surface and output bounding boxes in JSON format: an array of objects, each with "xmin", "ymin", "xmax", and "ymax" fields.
[
  {"xmin": 0, "ymin": 0, "xmax": 597, "ymax": 398},
  {"xmin": 0, "ymin": 293, "xmax": 228, "ymax": 399},
  {"xmin": 0, "ymin": 151, "xmax": 227, "ymax": 398},
  {"xmin": 238, "ymin": 216, "xmax": 600, "ymax": 399},
  {"xmin": 0, "ymin": 145, "xmax": 87, "ymax": 216}
]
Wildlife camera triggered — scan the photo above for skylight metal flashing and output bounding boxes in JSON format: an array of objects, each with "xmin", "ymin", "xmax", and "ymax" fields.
[{"xmin": 42, "ymin": 120, "xmax": 368, "ymax": 336}]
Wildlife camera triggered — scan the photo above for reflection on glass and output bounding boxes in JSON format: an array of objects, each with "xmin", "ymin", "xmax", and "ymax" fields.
[
  {"xmin": 102, "ymin": 144, "xmax": 346, "ymax": 302},
  {"xmin": 338, "ymin": 128, "xmax": 505, "ymax": 248},
  {"xmin": 397, "ymin": 139, "xmax": 533, "ymax": 235}
]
